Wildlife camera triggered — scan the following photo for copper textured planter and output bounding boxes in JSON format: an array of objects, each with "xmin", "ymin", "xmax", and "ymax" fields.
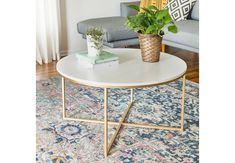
[{"xmin": 138, "ymin": 34, "xmax": 162, "ymax": 62}]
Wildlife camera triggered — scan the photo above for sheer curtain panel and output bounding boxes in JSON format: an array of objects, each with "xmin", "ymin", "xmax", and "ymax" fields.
[{"xmin": 36, "ymin": 0, "xmax": 61, "ymax": 64}]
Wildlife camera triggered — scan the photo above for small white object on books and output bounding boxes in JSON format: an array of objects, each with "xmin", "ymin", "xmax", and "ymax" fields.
[
  {"xmin": 87, "ymin": 35, "xmax": 103, "ymax": 57},
  {"xmin": 77, "ymin": 59, "xmax": 119, "ymax": 69}
]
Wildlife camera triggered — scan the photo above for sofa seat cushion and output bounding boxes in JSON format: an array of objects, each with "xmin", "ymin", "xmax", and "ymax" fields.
[
  {"xmin": 77, "ymin": 16, "xmax": 138, "ymax": 42},
  {"xmin": 163, "ymin": 20, "xmax": 199, "ymax": 49}
]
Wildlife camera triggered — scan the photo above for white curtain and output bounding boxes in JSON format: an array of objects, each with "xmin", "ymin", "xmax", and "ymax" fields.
[{"xmin": 36, "ymin": 0, "xmax": 61, "ymax": 64}]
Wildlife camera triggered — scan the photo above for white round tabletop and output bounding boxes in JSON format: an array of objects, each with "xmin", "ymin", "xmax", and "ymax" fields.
[{"xmin": 56, "ymin": 48, "xmax": 187, "ymax": 88}]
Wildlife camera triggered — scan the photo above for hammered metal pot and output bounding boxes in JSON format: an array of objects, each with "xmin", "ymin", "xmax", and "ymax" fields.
[{"xmin": 138, "ymin": 34, "xmax": 162, "ymax": 62}]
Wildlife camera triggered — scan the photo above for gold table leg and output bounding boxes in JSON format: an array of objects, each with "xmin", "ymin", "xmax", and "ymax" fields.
[
  {"xmin": 105, "ymin": 89, "xmax": 133, "ymax": 156},
  {"xmin": 62, "ymin": 77, "xmax": 66, "ymax": 119},
  {"xmin": 180, "ymin": 75, "xmax": 186, "ymax": 132},
  {"xmin": 107, "ymin": 102, "xmax": 133, "ymax": 154},
  {"xmin": 107, "ymin": 89, "xmax": 133, "ymax": 153},
  {"xmin": 104, "ymin": 88, "xmax": 108, "ymax": 158},
  {"xmin": 61, "ymin": 77, "xmax": 186, "ymax": 158},
  {"xmin": 130, "ymin": 89, "xmax": 133, "ymax": 102}
]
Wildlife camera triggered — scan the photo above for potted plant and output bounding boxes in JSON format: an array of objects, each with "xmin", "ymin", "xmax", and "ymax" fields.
[
  {"xmin": 126, "ymin": 5, "xmax": 178, "ymax": 62},
  {"xmin": 86, "ymin": 27, "xmax": 104, "ymax": 57}
]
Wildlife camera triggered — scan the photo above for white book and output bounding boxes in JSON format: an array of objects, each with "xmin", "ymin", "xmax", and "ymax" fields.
[{"xmin": 77, "ymin": 59, "xmax": 119, "ymax": 69}]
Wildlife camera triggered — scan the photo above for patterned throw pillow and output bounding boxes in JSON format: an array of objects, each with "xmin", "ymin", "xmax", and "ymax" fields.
[{"xmin": 167, "ymin": 0, "xmax": 197, "ymax": 21}]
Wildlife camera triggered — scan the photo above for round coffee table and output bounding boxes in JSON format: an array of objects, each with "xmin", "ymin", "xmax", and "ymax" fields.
[{"xmin": 56, "ymin": 48, "xmax": 187, "ymax": 157}]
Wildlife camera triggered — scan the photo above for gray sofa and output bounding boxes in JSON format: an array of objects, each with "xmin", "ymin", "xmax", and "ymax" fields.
[{"xmin": 77, "ymin": 0, "xmax": 199, "ymax": 53}]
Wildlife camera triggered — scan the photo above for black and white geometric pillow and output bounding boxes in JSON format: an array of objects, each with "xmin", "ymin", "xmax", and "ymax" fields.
[{"xmin": 167, "ymin": 0, "xmax": 196, "ymax": 21}]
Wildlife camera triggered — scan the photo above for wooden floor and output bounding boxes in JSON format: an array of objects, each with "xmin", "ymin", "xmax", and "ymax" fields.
[
  {"xmin": 36, "ymin": 46, "xmax": 199, "ymax": 83},
  {"xmin": 166, "ymin": 46, "xmax": 199, "ymax": 83}
]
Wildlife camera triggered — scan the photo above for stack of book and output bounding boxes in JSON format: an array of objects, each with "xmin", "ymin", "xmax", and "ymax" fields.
[{"xmin": 76, "ymin": 51, "xmax": 119, "ymax": 69}]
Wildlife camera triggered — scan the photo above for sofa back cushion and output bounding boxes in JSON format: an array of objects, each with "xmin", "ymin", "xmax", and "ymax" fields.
[
  {"xmin": 120, "ymin": 1, "xmax": 140, "ymax": 17},
  {"xmin": 191, "ymin": 0, "xmax": 199, "ymax": 20}
]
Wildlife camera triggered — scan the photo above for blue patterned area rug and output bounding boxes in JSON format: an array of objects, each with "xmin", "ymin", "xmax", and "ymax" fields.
[{"xmin": 36, "ymin": 77, "xmax": 199, "ymax": 163}]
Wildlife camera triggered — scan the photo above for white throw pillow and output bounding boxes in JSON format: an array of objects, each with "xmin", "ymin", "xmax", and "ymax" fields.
[{"xmin": 168, "ymin": 0, "xmax": 197, "ymax": 21}]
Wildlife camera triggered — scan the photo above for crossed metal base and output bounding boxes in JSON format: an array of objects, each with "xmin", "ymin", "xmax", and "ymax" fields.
[{"xmin": 61, "ymin": 75, "xmax": 186, "ymax": 158}]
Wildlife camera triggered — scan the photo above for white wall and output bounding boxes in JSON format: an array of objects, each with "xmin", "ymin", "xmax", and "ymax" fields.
[{"xmin": 60, "ymin": 0, "xmax": 137, "ymax": 54}]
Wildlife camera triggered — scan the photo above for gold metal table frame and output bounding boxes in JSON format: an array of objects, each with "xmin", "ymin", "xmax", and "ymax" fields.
[{"xmin": 61, "ymin": 75, "xmax": 186, "ymax": 158}]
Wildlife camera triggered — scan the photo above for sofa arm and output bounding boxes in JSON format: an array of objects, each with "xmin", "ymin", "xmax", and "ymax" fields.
[{"xmin": 120, "ymin": 1, "xmax": 140, "ymax": 17}]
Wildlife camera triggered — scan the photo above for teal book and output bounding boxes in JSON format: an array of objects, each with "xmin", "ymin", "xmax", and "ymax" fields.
[{"xmin": 76, "ymin": 51, "xmax": 119, "ymax": 64}]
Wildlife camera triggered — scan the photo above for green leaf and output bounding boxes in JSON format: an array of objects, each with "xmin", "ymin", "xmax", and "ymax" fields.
[
  {"xmin": 148, "ymin": 5, "xmax": 159, "ymax": 11},
  {"xmin": 162, "ymin": 9, "xmax": 169, "ymax": 16},
  {"xmin": 125, "ymin": 5, "xmax": 178, "ymax": 35},
  {"xmin": 168, "ymin": 25, "xmax": 178, "ymax": 33},
  {"xmin": 163, "ymin": 13, "xmax": 173, "ymax": 24},
  {"xmin": 156, "ymin": 12, "xmax": 164, "ymax": 20},
  {"xmin": 128, "ymin": 5, "xmax": 140, "ymax": 12},
  {"xmin": 146, "ymin": 25, "xmax": 156, "ymax": 34},
  {"xmin": 156, "ymin": 9, "xmax": 168, "ymax": 20},
  {"xmin": 142, "ymin": 7, "xmax": 154, "ymax": 15}
]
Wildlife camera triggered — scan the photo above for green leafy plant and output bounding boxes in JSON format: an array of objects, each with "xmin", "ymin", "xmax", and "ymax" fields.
[
  {"xmin": 126, "ymin": 5, "xmax": 177, "ymax": 36},
  {"xmin": 86, "ymin": 27, "xmax": 104, "ymax": 49}
]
